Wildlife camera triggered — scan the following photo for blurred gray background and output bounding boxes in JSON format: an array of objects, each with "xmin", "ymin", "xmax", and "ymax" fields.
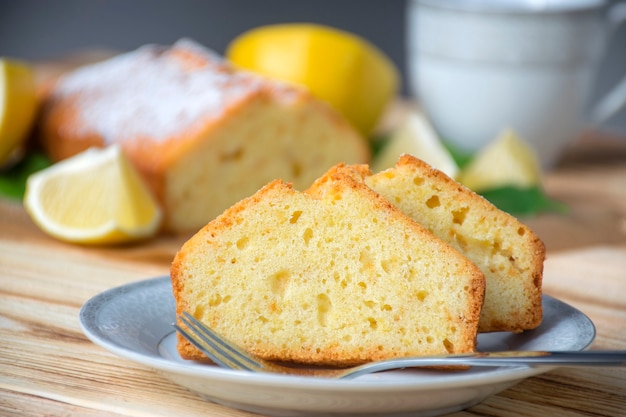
[{"xmin": 1, "ymin": 0, "xmax": 625, "ymax": 135}]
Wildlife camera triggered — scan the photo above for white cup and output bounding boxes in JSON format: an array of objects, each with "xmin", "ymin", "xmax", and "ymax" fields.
[{"xmin": 407, "ymin": 0, "xmax": 626, "ymax": 168}]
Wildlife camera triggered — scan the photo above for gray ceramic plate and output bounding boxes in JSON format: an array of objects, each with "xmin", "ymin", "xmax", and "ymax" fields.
[{"xmin": 79, "ymin": 276, "xmax": 595, "ymax": 417}]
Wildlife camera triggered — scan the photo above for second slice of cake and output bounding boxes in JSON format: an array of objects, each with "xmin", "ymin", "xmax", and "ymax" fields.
[{"xmin": 362, "ymin": 154, "xmax": 545, "ymax": 333}]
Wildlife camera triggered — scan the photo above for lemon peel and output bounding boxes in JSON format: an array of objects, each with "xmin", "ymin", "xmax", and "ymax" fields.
[{"xmin": 227, "ymin": 23, "xmax": 399, "ymax": 136}]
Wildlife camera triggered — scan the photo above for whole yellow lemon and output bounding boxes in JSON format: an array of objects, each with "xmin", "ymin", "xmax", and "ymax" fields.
[{"xmin": 227, "ymin": 23, "xmax": 399, "ymax": 136}]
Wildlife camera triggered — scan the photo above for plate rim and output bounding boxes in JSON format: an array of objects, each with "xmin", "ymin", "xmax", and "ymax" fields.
[{"xmin": 78, "ymin": 275, "xmax": 596, "ymax": 393}]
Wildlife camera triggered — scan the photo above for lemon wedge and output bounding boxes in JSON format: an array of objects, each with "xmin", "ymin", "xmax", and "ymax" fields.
[
  {"xmin": 227, "ymin": 23, "xmax": 399, "ymax": 136},
  {"xmin": 459, "ymin": 129, "xmax": 542, "ymax": 192},
  {"xmin": 373, "ymin": 110, "xmax": 459, "ymax": 178},
  {"xmin": 0, "ymin": 58, "xmax": 38, "ymax": 166},
  {"xmin": 24, "ymin": 146, "xmax": 162, "ymax": 244}
]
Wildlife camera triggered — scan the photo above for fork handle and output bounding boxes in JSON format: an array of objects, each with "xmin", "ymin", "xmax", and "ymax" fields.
[
  {"xmin": 339, "ymin": 350, "xmax": 626, "ymax": 379},
  {"xmin": 467, "ymin": 350, "xmax": 626, "ymax": 366}
]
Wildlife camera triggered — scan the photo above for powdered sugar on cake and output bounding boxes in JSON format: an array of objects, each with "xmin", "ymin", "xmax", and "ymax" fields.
[{"xmin": 52, "ymin": 39, "xmax": 297, "ymax": 144}]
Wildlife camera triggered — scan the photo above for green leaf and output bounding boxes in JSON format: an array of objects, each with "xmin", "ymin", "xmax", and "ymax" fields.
[
  {"xmin": 0, "ymin": 153, "xmax": 52, "ymax": 200},
  {"xmin": 369, "ymin": 132, "xmax": 392, "ymax": 160},
  {"xmin": 442, "ymin": 140, "xmax": 474, "ymax": 169},
  {"xmin": 479, "ymin": 186, "xmax": 568, "ymax": 217}
]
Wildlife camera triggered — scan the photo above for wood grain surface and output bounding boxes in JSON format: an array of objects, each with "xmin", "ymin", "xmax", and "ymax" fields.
[{"xmin": 1, "ymin": 131, "xmax": 626, "ymax": 417}]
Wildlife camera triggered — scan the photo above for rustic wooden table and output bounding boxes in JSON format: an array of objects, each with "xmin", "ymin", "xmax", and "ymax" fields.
[{"xmin": 1, "ymin": 131, "xmax": 625, "ymax": 416}]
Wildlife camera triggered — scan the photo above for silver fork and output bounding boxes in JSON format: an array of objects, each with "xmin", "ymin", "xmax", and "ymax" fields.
[{"xmin": 174, "ymin": 312, "xmax": 626, "ymax": 379}]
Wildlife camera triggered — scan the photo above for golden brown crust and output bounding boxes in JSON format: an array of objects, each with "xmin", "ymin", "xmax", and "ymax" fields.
[
  {"xmin": 367, "ymin": 153, "xmax": 545, "ymax": 333},
  {"xmin": 172, "ymin": 171, "xmax": 485, "ymax": 365}
]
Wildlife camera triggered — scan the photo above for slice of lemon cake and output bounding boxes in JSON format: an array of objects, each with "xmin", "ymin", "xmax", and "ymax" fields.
[
  {"xmin": 363, "ymin": 154, "xmax": 544, "ymax": 333},
  {"xmin": 171, "ymin": 168, "xmax": 485, "ymax": 366}
]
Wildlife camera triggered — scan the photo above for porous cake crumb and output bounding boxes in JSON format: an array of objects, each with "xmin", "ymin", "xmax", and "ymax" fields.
[
  {"xmin": 363, "ymin": 154, "xmax": 544, "ymax": 333},
  {"xmin": 171, "ymin": 168, "xmax": 485, "ymax": 366}
]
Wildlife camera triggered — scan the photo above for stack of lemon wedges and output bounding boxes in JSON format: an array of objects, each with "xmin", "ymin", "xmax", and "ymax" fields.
[
  {"xmin": 375, "ymin": 107, "xmax": 544, "ymax": 193},
  {"xmin": 372, "ymin": 107, "xmax": 559, "ymax": 216}
]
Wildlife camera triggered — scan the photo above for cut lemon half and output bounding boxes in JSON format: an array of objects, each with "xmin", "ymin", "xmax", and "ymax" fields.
[
  {"xmin": 227, "ymin": 23, "xmax": 399, "ymax": 136},
  {"xmin": 459, "ymin": 129, "xmax": 542, "ymax": 192},
  {"xmin": 0, "ymin": 58, "xmax": 38, "ymax": 166},
  {"xmin": 373, "ymin": 110, "xmax": 459, "ymax": 179},
  {"xmin": 24, "ymin": 146, "xmax": 162, "ymax": 244}
]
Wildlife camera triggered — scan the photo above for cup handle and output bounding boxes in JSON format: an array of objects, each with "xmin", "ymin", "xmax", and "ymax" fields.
[{"xmin": 589, "ymin": 2, "xmax": 626, "ymax": 123}]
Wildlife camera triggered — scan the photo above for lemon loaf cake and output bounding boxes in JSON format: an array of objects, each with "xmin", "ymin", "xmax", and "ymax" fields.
[
  {"xmin": 361, "ymin": 154, "xmax": 544, "ymax": 333},
  {"xmin": 37, "ymin": 39, "xmax": 369, "ymax": 233},
  {"xmin": 171, "ymin": 169, "xmax": 485, "ymax": 366}
]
